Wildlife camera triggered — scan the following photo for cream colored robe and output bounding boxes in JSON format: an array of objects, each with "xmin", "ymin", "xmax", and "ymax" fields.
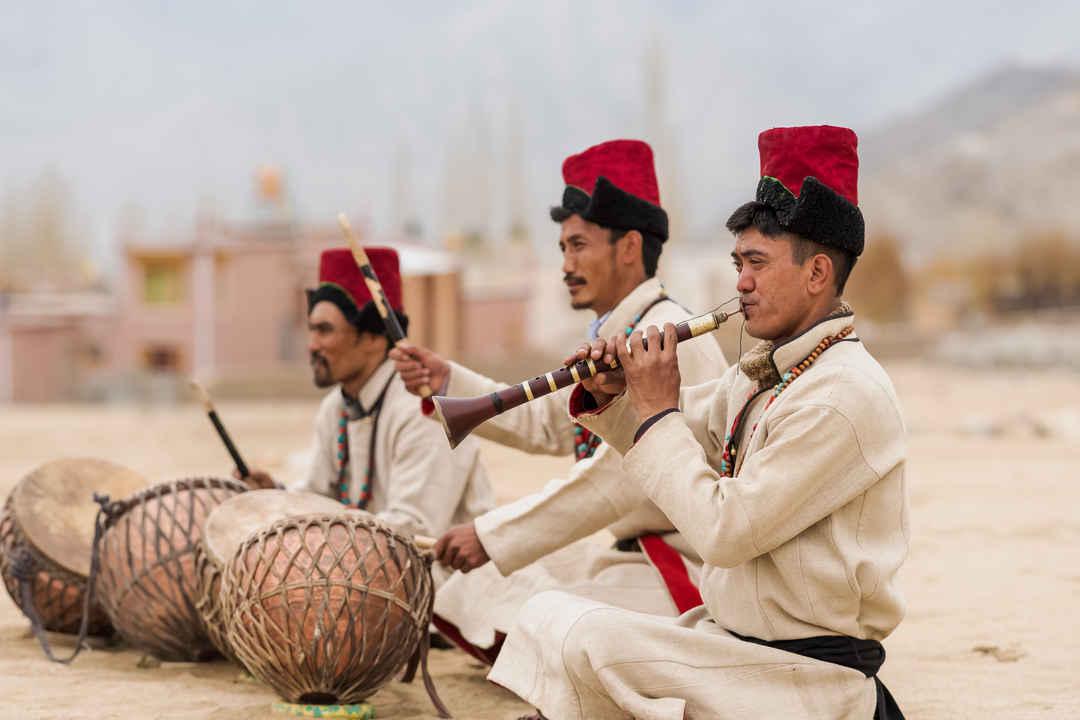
[
  {"xmin": 434, "ymin": 277, "xmax": 729, "ymax": 650},
  {"xmin": 488, "ymin": 312, "xmax": 909, "ymax": 720},
  {"xmin": 291, "ymin": 358, "xmax": 495, "ymax": 539}
]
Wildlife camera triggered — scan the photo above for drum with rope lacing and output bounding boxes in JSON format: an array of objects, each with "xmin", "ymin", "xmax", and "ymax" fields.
[
  {"xmin": 96, "ymin": 477, "xmax": 247, "ymax": 661},
  {"xmin": 0, "ymin": 458, "xmax": 148, "ymax": 638},
  {"xmin": 195, "ymin": 488, "xmax": 345, "ymax": 665},
  {"xmin": 222, "ymin": 511, "xmax": 450, "ymax": 716}
]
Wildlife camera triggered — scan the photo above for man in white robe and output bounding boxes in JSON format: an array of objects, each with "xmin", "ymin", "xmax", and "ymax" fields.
[
  {"xmin": 245, "ymin": 246, "xmax": 494, "ymax": 540},
  {"xmin": 390, "ymin": 140, "xmax": 728, "ymax": 662},
  {"xmin": 489, "ymin": 126, "xmax": 907, "ymax": 719}
]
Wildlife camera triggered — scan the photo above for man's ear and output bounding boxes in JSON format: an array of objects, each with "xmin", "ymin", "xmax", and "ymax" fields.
[
  {"xmin": 806, "ymin": 253, "xmax": 835, "ymax": 296},
  {"xmin": 618, "ymin": 230, "xmax": 642, "ymax": 267}
]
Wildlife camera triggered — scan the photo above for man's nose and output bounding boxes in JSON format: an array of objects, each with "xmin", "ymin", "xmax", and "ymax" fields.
[
  {"xmin": 735, "ymin": 269, "xmax": 754, "ymax": 294},
  {"xmin": 561, "ymin": 250, "xmax": 574, "ymax": 275}
]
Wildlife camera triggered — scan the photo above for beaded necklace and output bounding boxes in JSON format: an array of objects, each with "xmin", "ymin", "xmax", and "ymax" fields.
[
  {"xmin": 335, "ymin": 371, "xmax": 396, "ymax": 508},
  {"xmin": 719, "ymin": 325, "xmax": 854, "ymax": 477},
  {"xmin": 575, "ymin": 289, "xmax": 672, "ymax": 461}
]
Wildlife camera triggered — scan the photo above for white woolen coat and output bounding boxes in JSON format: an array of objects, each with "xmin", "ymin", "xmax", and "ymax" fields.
[
  {"xmin": 488, "ymin": 312, "xmax": 909, "ymax": 720},
  {"xmin": 291, "ymin": 358, "xmax": 495, "ymax": 539},
  {"xmin": 434, "ymin": 278, "xmax": 729, "ymax": 649}
]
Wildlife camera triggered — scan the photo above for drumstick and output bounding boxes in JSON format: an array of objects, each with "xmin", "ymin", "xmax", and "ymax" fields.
[
  {"xmin": 337, "ymin": 212, "xmax": 433, "ymax": 399},
  {"xmin": 413, "ymin": 534, "xmax": 436, "ymax": 551},
  {"xmin": 190, "ymin": 380, "xmax": 250, "ymax": 478}
]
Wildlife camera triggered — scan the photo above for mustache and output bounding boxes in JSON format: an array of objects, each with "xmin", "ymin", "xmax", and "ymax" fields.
[
  {"xmin": 310, "ymin": 352, "xmax": 328, "ymax": 365},
  {"xmin": 563, "ymin": 275, "xmax": 586, "ymax": 285}
]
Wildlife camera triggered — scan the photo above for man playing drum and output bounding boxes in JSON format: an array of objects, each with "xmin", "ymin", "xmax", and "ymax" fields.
[
  {"xmin": 489, "ymin": 125, "xmax": 907, "ymax": 719},
  {"xmin": 246, "ymin": 247, "xmax": 494, "ymax": 540},
  {"xmin": 389, "ymin": 140, "xmax": 728, "ymax": 662}
]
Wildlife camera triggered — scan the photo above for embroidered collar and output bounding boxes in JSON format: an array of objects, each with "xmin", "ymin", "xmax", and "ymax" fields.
[
  {"xmin": 341, "ymin": 358, "xmax": 396, "ymax": 421},
  {"xmin": 739, "ymin": 302, "xmax": 857, "ymax": 389}
]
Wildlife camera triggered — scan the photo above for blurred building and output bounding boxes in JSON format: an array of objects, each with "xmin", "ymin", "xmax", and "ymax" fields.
[
  {"xmin": 1, "ymin": 219, "xmax": 465, "ymax": 403},
  {"xmin": 0, "ymin": 292, "xmax": 114, "ymax": 403}
]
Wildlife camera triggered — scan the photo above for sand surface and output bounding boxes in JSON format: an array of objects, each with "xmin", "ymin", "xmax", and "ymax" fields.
[{"xmin": 1, "ymin": 360, "xmax": 1078, "ymax": 718}]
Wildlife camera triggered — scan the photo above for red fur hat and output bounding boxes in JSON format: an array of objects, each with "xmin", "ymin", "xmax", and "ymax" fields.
[
  {"xmin": 755, "ymin": 125, "xmax": 864, "ymax": 256},
  {"xmin": 556, "ymin": 139, "xmax": 668, "ymax": 241},
  {"xmin": 562, "ymin": 140, "xmax": 661, "ymax": 205},
  {"xmin": 309, "ymin": 246, "xmax": 403, "ymax": 319}
]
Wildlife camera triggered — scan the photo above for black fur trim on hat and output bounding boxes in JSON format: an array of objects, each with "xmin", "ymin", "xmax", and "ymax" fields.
[
  {"xmin": 581, "ymin": 176, "xmax": 669, "ymax": 242},
  {"xmin": 306, "ymin": 285, "xmax": 410, "ymax": 338},
  {"xmin": 756, "ymin": 176, "xmax": 864, "ymax": 256},
  {"xmin": 561, "ymin": 186, "xmax": 590, "ymax": 214}
]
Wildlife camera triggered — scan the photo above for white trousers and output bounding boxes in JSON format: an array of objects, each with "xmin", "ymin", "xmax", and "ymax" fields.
[
  {"xmin": 488, "ymin": 591, "xmax": 877, "ymax": 720},
  {"xmin": 434, "ymin": 538, "xmax": 694, "ymax": 650}
]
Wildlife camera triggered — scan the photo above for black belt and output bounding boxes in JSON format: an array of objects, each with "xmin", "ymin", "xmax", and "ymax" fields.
[
  {"xmin": 613, "ymin": 537, "xmax": 643, "ymax": 552},
  {"xmin": 731, "ymin": 631, "xmax": 904, "ymax": 720}
]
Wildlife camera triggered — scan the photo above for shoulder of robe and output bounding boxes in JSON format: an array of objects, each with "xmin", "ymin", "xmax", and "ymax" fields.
[{"xmin": 788, "ymin": 343, "xmax": 904, "ymax": 432}]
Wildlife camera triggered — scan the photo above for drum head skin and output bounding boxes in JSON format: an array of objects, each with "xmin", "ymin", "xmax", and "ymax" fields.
[
  {"xmin": 203, "ymin": 489, "xmax": 344, "ymax": 566},
  {"xmin": 12, "ymin": 458, "xmax": 148, "ymax": 576}
]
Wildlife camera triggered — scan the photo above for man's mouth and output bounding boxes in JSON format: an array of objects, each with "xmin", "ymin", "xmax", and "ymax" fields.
[{"xmin": 564, "ymin": 277, "xmax": 586, "ymax": 290}]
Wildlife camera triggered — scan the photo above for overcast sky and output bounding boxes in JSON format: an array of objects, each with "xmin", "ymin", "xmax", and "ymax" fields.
[{"xmin": 3, "ymin": 0, "xmax": 1079, "ymax": 273}]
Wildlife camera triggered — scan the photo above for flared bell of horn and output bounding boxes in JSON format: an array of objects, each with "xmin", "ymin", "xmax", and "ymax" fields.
[{"xmin": 430, "ymin": 395, "xmax": 498, "ymax": 449}]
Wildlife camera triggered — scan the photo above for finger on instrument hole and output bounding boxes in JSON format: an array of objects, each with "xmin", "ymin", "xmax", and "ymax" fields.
[
  {"xmin": 565, "ymin": 344, "xmax": 589, "ymax": 367},
  {"xmin": 604, "ymin": 334, "xmax": 619, "ymax": 365},
  {"xmin": 663, "ymin": 322, "xmax": 678, "ymax": 359},
  {"xmin": 627, "ymin": 329, "xmax": 646, "ymax": 362},
  {"xmin": 645, "ymin": 324, "xmax": 662, "ymax": 354}
]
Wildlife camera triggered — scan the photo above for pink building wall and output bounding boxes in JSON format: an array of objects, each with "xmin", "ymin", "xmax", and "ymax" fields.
[{"xmin": 10, "ymin": 322, "xmax": 79, "ymax": 403}]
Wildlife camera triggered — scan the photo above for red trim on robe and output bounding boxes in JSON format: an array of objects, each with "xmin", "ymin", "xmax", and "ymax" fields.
[
  {"xmin": 639, "ymin": 534, "xmax": 703, "ymax": 614},
  {"xmin": 432, "ymin": 613, "xmax": 506, "ymax": 666}
]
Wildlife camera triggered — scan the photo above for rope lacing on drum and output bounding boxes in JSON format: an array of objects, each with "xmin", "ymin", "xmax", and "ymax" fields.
[
  {"xmin": 16, "ymin": 493, "xmax": 117, "ymax": 664},
  {"xmin": 402, "ymin": 552, "xmax": 451, "ymax": 718}
]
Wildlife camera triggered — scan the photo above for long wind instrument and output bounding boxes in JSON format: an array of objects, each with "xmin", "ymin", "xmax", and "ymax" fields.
[{"xmin": 431, "ymin": 304, "xmax": 741, "ymax": 448}]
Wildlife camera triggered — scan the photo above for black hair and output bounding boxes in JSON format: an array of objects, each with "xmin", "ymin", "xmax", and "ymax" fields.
[
  {"xmin": 353, "ymin": 302, "xmax": 410, "ymax": 339},
  {"xmin": 725, "ymin": 201, "xmax": 855, "ymax": 294},
  {"xmin": 306, "ymin": 286, "xmax": 410, "ymax": 344},
  {"xmin": 551, "ymin": 207, "xmax": 663, "ymax": 278}
]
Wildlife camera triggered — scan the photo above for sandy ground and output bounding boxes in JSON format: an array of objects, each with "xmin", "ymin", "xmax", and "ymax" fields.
[{"xmin": 1, "ymin": 359, "xmax": 1078, "ymax": 718}]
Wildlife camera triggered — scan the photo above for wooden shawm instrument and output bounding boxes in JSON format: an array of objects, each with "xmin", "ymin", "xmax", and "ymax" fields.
[
  {"xmin": 431, "ymin": 305, "xmax": 741, "ymax": 448},
  {"xmin": 0, "ymin": 459, "xmax": 148, "ymax": 659},
  {"xmin": 223, "ymin": 512, "xmax": 450, "ymax": 716},
  {"xmin": 195, "ymin": 489, "xmax": 345, "ymax": 666},
  {"xmin": 337, "ymin": 213, "xmax": 432, "ymax": 399},
  {"xmin": 96, "ymin": 477, "xmax": 247, "ymax": 661}
]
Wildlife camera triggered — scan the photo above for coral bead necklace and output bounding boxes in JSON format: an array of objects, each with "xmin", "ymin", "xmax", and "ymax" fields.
[
  {"xmin": 336, "ymin": 371, "xmax": 396, "ymax": 508},
  {"xmin": 719, "ymin": 325, "xmax": 854, "ymax": 477}
]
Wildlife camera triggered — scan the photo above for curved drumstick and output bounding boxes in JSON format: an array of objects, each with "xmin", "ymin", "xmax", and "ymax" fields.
[
  {"xmin": 190, "ymin": 380, "xmax": 250, "ymax": 478},
  {"xmin": 337, "ymin": 213, "xmax": 433, "ymax": 399}
]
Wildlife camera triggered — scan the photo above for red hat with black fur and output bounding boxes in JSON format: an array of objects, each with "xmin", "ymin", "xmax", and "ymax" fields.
[
  {"xmin": 754, "ymin": 125, "xmax": 864, "ymax": 256},
  {"xmin": 306, "ymin": 247, "xmax": 405, "ymax": 329},
  {"xmin": 554, "ymin": 139, "xmax": 668, "ymax": 241}
]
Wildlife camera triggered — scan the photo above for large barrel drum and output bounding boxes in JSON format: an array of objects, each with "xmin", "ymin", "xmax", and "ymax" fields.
[
  {"xmin": 195, "ymin": 489, "xmax": 344, "ymax": 665},
  {"xmin": 96, "ymin": 477, "xmax": 247, "ymax": 660},
  {"xmin": 0, "ymin": 458, "xmax": 148, "ymax": 635},
  {"xmin": 223, "ymin": 512, "xmax": 435, "ymax": 706}
]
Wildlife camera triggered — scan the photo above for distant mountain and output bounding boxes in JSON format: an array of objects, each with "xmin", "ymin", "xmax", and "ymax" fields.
[{"xmin": 859, "ymin": 64, "xmax": 1080, "ymax": 263}]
